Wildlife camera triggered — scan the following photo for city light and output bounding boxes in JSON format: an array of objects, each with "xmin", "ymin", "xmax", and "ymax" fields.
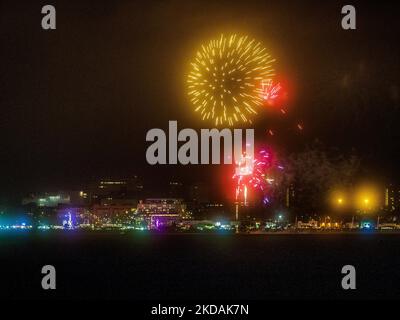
[
  {"xmin": 355, "ymin": 185, "xmax": 380, "ymax": 213},
  {"xmin": 330, "ymin": 190, "xmax": 347, "ymax": 209}
]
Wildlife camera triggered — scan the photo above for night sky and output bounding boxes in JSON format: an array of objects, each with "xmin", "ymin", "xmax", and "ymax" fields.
[{"xmin": 1, "ymin": 0, "xmax": 399, "ymax": 201}]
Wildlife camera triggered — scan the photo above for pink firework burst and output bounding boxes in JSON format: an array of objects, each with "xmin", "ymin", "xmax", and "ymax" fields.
[
  {"xmin": 233, "ymin": 149, "xmax": 284, "ymax": 206},
  {"xmin": 249, "ymin": 149, "xmax": 273, "ymax": 191},
  {"xmin": 252, "ymin": 149, "xmax": 284, "ymax": 205}
]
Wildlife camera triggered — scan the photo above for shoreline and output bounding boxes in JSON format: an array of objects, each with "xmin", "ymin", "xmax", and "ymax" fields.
[{"xmin": 1, "ymin": 229, "xmax": 400, "ymax": 235}]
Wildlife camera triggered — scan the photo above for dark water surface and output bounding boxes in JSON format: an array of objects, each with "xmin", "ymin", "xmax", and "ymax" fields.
[{"xmin": 1, "ymin": 232, "xmax": 400, "ymax": 300}]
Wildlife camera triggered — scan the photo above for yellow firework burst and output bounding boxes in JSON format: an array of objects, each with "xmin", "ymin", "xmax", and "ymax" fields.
[{"xmin": 187, "ymin": 34, "xmax": 275, "ymax": 126}]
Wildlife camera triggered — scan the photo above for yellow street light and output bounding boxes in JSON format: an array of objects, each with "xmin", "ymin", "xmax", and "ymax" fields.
[
  {"xmin": 330, "ymin": 190, "xmax": 346, "ymax": 209},
  {"xmin": 355, "ymin": 185, "xmax": 379, "ymax": 213}
]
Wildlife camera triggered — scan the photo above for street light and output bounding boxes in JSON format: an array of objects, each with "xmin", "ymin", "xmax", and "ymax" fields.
[
  {"xmin": 330, "ymin": 190, "xmax": 351, "ymax": 229},
  {"xmin": 330, "ymin": 189, "xmax": 354, "ymax": 229},
  {"xmin": 355, "ymin": 185, "xmax": 380, "ymax": 229},
  {"xmin": 330, "ymin": 191, "xmax": 346, "ymax": 209},
  {"xmin": 356, "ymin": 189, "xmax": 377, "ymax": 213}
]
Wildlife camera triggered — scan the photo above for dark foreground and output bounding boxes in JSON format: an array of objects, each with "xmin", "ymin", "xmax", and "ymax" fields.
[{"xmin": 1, "ymin": 231, "xmax": 400, "ymax": 300}]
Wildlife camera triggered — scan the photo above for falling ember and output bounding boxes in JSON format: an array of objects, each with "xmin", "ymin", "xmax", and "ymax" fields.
[
  {"xmin": 280, "ymin": 108, "xmax": 286, "ymax": 114},
  {"xmin": 268, "ymin": 129, "xmax": 274, "ymax": 136},
  {"xmin": 187, "ymin": 34, "xmax": 276, "ymax": 126},
  {"xmin": 297, "ymin": 123, "xmax": 303, "ymax": 130},
  {"xmin": 263, "ymin": 196, "xmax": 270, "ymax": 205}
]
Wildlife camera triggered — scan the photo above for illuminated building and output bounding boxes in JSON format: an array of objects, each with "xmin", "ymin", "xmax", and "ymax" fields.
[
  {"xmin": 56, "ymin": 206, "xmax": 92, "ymax": 227},
  {"xmin": 296, "ymin": 219, "xmax": 318, "ymax": 229},
  {"xmin": 91, "ymin": 204, "xmax": 136, "ymax": 227},
  {"xmin": 137, "ymin": 198, "xmax": 185, "ymax": 215},
  {"xmin": 137, "ymin": 198, "xmax": 186, "ymax": 229},
  {"xmin": 22, "ymin": 193, "xmax": 71, "ymax": 207},
  {"xmin": 22, "ymin": 190, "xmax": 91, "ymax": 208},
  {"xmin": 384, "ymin": 184, "xmax": 400, "ymax": 213}
]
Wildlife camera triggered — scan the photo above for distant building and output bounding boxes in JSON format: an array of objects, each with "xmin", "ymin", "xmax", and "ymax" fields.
[
  {"xmin": 22, "ymin": 192, "xmax": 71, "ymax": 207},
  {"xmin": 188, "ymin": 183, "xmax": 210, "ymax": 203},
  {"xmin": 22, "ymin": 191, "xmax": 88, "ymax": 208},
  {"xmin": 137, "ymin": 198, "xmax": 186, "ymax": 215},
  {"xmin": 385, "ymin": 184, "xmax": 400, "ymax": 212},
  {"xmin": 100, "ymin": 198, "xmax": 138, "ymax": 207},
  {"xmin": 285, "ymin": 185, "xmax": 295, "ymax": 208},
  {"xmin": 83, "ymin": 177, "xmax": 144, "ymax": 204},
  {"xmin": 137, "ymin": 198, "xmax": 186, "ymax": 229},
  {"xmin": 168, "ymin": 181, "xmax": 184, "ymax": 198},
  {"xmin": 91, "ymin": 204, "xmax": 136, "ymax": 226},
  {"xmin": 56, "ymin": 206, "xmax": 91, "ymax": 228}
]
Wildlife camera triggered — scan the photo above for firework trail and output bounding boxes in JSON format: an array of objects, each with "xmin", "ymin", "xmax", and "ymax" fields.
[{"xmin": 232, "ymin": 153, "xmax": 252, "ymax": 206}]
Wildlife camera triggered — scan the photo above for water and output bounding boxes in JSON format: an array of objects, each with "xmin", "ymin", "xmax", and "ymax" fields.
[{"xmin": 1, "ymin": 231, "xmax": 400, "ymax": 299}]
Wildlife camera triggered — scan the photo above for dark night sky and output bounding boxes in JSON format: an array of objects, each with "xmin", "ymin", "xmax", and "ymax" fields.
[{"xmin": 0, "ymin": 0, "xmax": 400, "ymax": 200}]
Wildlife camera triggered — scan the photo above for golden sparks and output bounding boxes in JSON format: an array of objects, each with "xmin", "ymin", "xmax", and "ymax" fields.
[{"xmin": 187, "ymin": 34, "xmax": 275, "ymax": 126}]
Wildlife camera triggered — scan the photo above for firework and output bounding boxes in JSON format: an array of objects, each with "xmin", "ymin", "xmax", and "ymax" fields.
[
  {"xmin": 261, "ymin": 79, "xmax": 282, "ymax": 102},
  {"xmin": 249, "ymin": 149, "xmax": 275, "ymax": 191},
  {"xmin": 187, "ymin": 34, "xmax": 275, "ymax": 126},
  {"xmin": 233, "ymin": 149, "xmax": 284, "ymax": 209},
  {"xmin": 253, "ymin": 149, "xmax": 284, "ymax": 205},
  {"xmin": 258, "ymin": 78, "xmax": 305, "ymax": 136},
  {"xmin": 232, "ymin": 153, "xmax": 253, "ymax": 207}
]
